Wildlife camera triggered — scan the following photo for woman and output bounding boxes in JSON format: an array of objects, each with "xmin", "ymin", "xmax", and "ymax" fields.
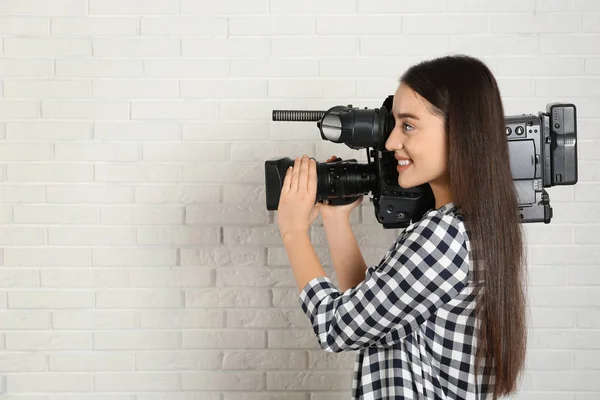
[{"xmin": 277, "ymin": 54, "xmax": 528, "ymax": 399}]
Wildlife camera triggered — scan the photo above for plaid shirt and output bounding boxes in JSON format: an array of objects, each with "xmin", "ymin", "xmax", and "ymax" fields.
[{"xmin": 299, "ymin": 202, "xmax": 493, "ymax": 399}]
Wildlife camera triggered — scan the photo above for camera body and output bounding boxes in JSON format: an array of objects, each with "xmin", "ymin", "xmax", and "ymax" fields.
[{"xmin": 265, "ymin": 95, "xmax": 578, "ymax": 229}]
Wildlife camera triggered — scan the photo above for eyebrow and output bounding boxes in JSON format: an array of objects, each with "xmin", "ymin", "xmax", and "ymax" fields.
[{"xmin": 395, "ymin": 112, "xmax": 420, "ymax": 121}]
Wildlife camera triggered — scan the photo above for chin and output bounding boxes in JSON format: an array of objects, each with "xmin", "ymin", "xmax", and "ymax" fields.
[{"xmin": 397, "ymin": 176, "xmax": 419, "ymax": 189}]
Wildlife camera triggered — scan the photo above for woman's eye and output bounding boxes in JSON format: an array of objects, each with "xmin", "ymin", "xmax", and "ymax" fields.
[{"xmin": 402, "ymin": 123, "xmax": 414, "ymax": 132}]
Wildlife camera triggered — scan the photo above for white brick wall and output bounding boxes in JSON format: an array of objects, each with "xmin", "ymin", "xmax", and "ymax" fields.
[{"xmin": 0, "ymin": 0, "xmax": 598, "ymax": 398}]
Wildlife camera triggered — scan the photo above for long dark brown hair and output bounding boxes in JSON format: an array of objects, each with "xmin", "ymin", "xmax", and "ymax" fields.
[{"xmin": 400, "ymin": 54, "xmax": 528, "ymax": 398}]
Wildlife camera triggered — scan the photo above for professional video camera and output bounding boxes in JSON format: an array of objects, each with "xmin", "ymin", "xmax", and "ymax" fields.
[{"xmin": 264, "ymin": 95, "xmax": 578, "ymax": 229}]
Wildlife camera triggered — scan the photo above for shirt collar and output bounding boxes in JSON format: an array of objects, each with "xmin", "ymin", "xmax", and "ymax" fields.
[{"xmin": 435, "ymin": 201, "xmax": 459, "ymax": 215}]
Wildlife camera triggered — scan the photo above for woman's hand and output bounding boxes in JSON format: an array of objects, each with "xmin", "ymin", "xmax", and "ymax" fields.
[
  {"xmin": 317, "ymin": 155, "xmax": 364, "ymax": 220},
  {"xmin": 277, "ymin": 154, "xmax": 320, "ymax": 240}
]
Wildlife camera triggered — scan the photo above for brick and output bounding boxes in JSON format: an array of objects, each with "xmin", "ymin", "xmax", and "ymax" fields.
[
  {"xmin": 135, "ymin": 350, "xmax": 221, "ymax": 370},
  {"xmin": 135, "ymin": 184, "xmax": 220, "ymax": 204},
  {"xmin": 230, "ymin": 16, "xmax": 313, "ymax": 35},
  {"xmin": 6, "ymin": 163, "xmax": 93, "ymax": 182},
  {"xmin": 4, "ymin": 80, "xmax": 90, "ymax": 99},
  {"xmin": 0, "ymin": 101, "xmax": 41, "ymax": 119},
  {"xmin": 0, "ymin": 0, "xmax": 87, "ymax": 15},
  {"xmin": 94, "ymin": 331, "xmax": 178, "ymax": 350},
  {"xmin": 185, "ymin": 288, "xmax": 270, "ymax": 308},
  {"xmin": 46, "ymin": 184, "xmax": 134, "ymax": 204},
  {"xmin": 540, "ymin": 34, "xmax": 600, "ymax": 54},
  {"xmin": 7, "ymin": 374, "xmax": 91, "ymax": 393},
  {"xmin": 0, "ymin": 227, "xmax": 46, "ymax": 246},
  {"xmin": 492, "ymin": 14, "xmax": 580, "ymax": 34},
  {"xmin": 446, "ymin": 0, "xmax": 535, "ymax": 12},
  {"xmin": 186, "ymin": 205, "xmax": 270, "ymax": 225},
  {"xmin": 49, "ymin": 352, "xmax": 134, "ymax": 371},
  {"xmin": 0, "ymin": 269, "xmax": 40, "ymax": 288},
  {"xmin": 403, "ymin": 15, "xmax": 488, "ymax": 34},
  {"xmin": 180, "ymin": 79, "xmax": 267, "ymax": 99},
  {"xmin": 128, "ymin": 267, "xmax": 213, "ymax": 288},
  {"xmin": 227, "ymin": 309, "xmax": 307, "ymax": 328},
  {"xmin": 137, "ymin": 226, "xmax": 220, "ymax": 245},
  {"xmin": 271, "ymin": 38, "xmax": 356, "ymax": 57},
  {"xmin": 495, "ymin": 56, "xmax": 582, "ymax": 76},
  {"xmin": 94, "ymin": 373, "xmax": 179, "ymax": 391},
  {"xmin": 95, "ymin": 289, "xmax": 183, "ymax": 308},
  {"xmin": 100, "ymin": 206, "xmax": 183, "ymax": 225},
  {"xmin": 183, "ymin": 39, "xmax": 269, "ymax": 57},
  {"xmin": 48, "ymin": 227, "xmax": 136, "ymax": 246},
  {"xmin": 14, "ymin": 205, "xmax": 98, "ymax": 224},
  {"xmin": 362, "ymin": 36, "xmax": 449, "ymax": 56},
  {"xmin": 5, "ymin": 332, "xmax": 91, "ymax": 350},
  {"xmin": 0, "ymin": 311, "xmax": 49, "ymax": 329},
  {"xmin": 93, "ymin": 38, "xmax": 180, "ymax": 57},
  {"xmin": 4, "ymin": 248, "xmax": 90, "ymax": 267},
  {"xmin": 89, "ymin": 0, "xmax": 178, "ymax": 15},
  {"xmin": 95, "ymin": 122, "xmax": 181, "ymax": 141},
  {"xmin": 180, "ymin": 0, "xmax": 267, "ymax": 14},
  {"xmin": 92, "ymin": 248, "xmax": 176, "ymax": 267},
  {"xmin": 56, "ymin": 59, "xmax": 143, "ymax": 78},
  {"xmin": 8, "ymin": 290, "xmax": 94, "ymax": 309},
  {"xmin": 0, "ymin": 59, "xmax": 52, "ymax": 78},
  {"xmin": 142, "ymin": 143, "xmax": 227, "ymax": 162},
  {"xmin": 182, "ymin": 330, "xmax": 265, "ymax": 349},
  {"xmin": 93, "ymin": 80, "xmax": 178, "ymax": 99},
  {"xmin": 231, "ymin": 59, "xmax": 316, "ymax": 78},
  {"xmin": 144, "ymin": 59, "xmax": 230, "ymax": 78},
  {"xmin": 183, "ymin": 121, "xmax": 269, "ymax": 141},
  {"xmin": 141, "ymin": 17, "xmax": 227, "ymax": 36},
  {"xmin": 308, "ymin": 351, "xmax": 355, "ymax": 369},
  {"xmin": 223, "ymin": 350, "xmax": 306, "ymax": 370},
  {"xmin": 7, "ymin": 121, "xmax": 92, "ymax": 140},
  {"xmin": 183, "ymin": 162, "xmax": 263, "ymax": 183},
  {"xmin": 316, "ymin": 16, "xmax": 401, "ymax": 34},
  {"xmin": 182, "ymin": 371, "xmax": 265, "ymax": 391},
  {"xmin": 271, "ymin": 0, "xmax": 355, "ymax": 13},
  {"xmin": 52, "ymin": 310, "xmax": 137, "ymax": 329},
  {"xmin": 140, "ymin": 310, "xmax": 224, "ymax": 329},
  {"xmin": 131, "ymin": 101, "xmax": 217, "ymax": 120},
  {"xmin": 42, "ymin": 101, "xmax": 129, "ymax": 120},
  {"xmin": 451, "ymin": 35, "xmax": 537, "ymax": 55},
  {"xmin": 268, "ymin": 330, "xmax": 317, "ymax": 349},
  {"xmin": 52, "ymin": 17, "xmax": 138, "ymax": 35},
  {"xmin": 4, "ymin": 38, "xmax": 91, "ymax": 57},
  {"xmin": 42, "ymin": 269, "xmax": 127, "ymax": 288},
  {"xmin": 222, "ymin": 184, "xmax": 265, "ymax": 204},
  {"xmin": 266, "ymin": 371, "xmax": 351, "ymax": 391},
  {"xmin": 586, "ymin": 57, "xmax": 600, "ymax": 74},
  {"xmin": 0, "ymin": 353, "xmax": 46, "ymax": 372},
  {"xmin": 525, "ymin": 350, "xmax": 572, "ymax": 371},
  {"xmin": 223, "ymin": 226, "xmax": 282, "ymax": 246},
  {"xmin": 217, "ymin": 267, "xmax": 295, "ymax": 287},
  {"xmin": 268, "ymin": 79, "xmax": 354, "ymax": 99},
  {"xmin": 180, "ymin": 247, "xmax": 264, "ymax": 266},
  {"xmin": 94, "ymin": 164, "xmax": 181, "ymax": 183},
  {"xmin": 535, "ymin": 78, "xmax": 600, "ymax": 97}
]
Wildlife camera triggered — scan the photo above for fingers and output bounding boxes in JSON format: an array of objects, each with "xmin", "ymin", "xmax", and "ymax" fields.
[
  {"xmin": 282, "ymin": 165, "xmax": 292, "ymax": 195},
  {"xmin": 290, "ymin": 156, "xmax": 301, "ymax": 192},
  {"xmin": 299, "ymin": 154, "xmax": 310, "ymax": 192},
  {"xmin": 308, "ymin": 156, "xmax": 317, "ymax": 197}
]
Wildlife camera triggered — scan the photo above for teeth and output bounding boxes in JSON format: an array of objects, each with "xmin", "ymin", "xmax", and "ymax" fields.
[{"xmin": 398, "ymin": 160, "xmax": 412, "ymax": 166}]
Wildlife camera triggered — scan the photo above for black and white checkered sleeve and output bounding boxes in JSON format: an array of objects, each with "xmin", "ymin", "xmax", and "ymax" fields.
[{"xmin": 298, "ymin": 213, "xmax": 470, "ymax": 353}]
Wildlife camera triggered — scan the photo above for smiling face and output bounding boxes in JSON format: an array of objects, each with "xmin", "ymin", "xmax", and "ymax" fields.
[{"xmin": 384, "ymin": 82, "xmax": 453, "ymax": 209}]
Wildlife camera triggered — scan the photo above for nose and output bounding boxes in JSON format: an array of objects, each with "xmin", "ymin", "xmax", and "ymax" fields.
[{"xmin": 385, "ymin": 124, "xmax": 403, "ymax": 152}]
